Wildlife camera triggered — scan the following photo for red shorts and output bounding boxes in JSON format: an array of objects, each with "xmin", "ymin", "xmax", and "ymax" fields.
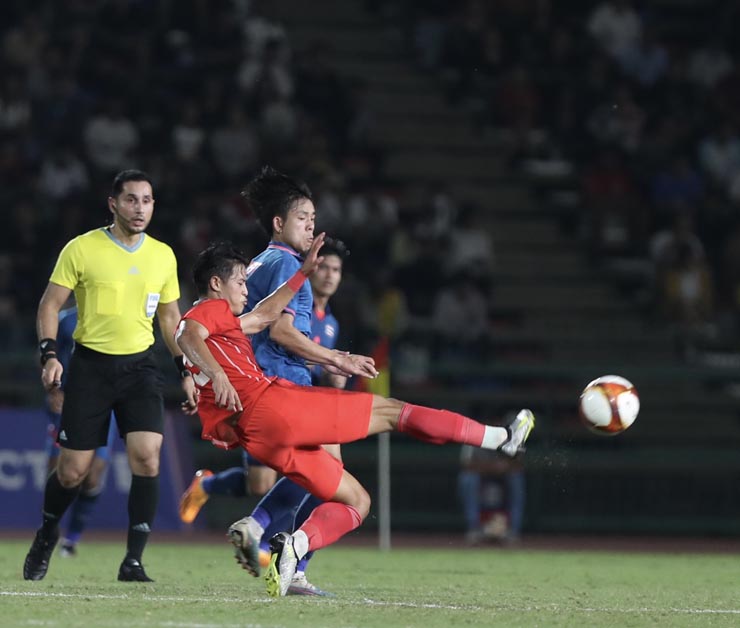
[{"xmin": 236, "ymin": 379, "xmax": 374, "ymax": 500}]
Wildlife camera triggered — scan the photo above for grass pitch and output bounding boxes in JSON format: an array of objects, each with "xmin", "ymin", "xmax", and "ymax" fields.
[{"xmin": 1, "ymin": 538, "xmax": 739, "ymax": 627}]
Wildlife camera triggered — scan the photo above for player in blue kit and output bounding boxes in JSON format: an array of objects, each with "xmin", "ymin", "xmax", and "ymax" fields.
[
  {"xmin": 307, "ymin": 240, "xmax": 347, "ymax": 388},
  {"xmin": 44, "ymin": 306, "xmax": 117, "ymax": 557}
]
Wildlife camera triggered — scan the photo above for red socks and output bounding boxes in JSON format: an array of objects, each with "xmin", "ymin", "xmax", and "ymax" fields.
[
  {"xmin": 397, "ymin": 403, "xmax": 485, "ymax": 446},
  {"xmin": 298, "ymin": 502, "xmax": 363, "ymax": 552}
]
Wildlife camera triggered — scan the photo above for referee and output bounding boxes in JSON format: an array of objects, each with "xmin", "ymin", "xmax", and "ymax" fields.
[{"xmin": 23, "ymin": 169, "xmax": 197, "ymax": 582}]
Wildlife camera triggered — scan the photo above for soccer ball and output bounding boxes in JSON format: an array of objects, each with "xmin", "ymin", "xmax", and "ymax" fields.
[{"xmin": 579, "ymin": 375, "xmax": 639, "ymax": 435}]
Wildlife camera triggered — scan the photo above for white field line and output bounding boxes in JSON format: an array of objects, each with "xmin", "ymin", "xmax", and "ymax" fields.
[
  {"xmin": 22, "ymin": 622, "xmax": 266, "ymax": 628},
  {"xmin": 3, "ymin": 590, "xmax": 740, "ymax": 615}
]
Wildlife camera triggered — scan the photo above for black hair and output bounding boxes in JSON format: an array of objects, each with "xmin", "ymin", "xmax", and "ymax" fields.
[
  {"xmin": 241, "ymin": 165, "xmax": 312, "ymax": 236},
  {"xmin": 192, "ymin": 242, "xmax": 250, "ymax": 296},
  {"xmin": 319, "ymin": 237, "xmax": 350, "ymax": 261},
  {"xmin": 111, "ymin": 169, "xmax": 153, "ymax": 197}
]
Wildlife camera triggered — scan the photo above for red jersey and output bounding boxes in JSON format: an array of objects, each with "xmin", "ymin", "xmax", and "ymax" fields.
[{"xmin": 179, "ymin": 298, "xmax": 273, "ymax": 449}]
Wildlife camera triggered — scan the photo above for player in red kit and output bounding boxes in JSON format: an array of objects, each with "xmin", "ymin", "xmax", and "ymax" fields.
[{"xmin": 176, "ymin": 236, "xmax": 535, "ymax": 598}]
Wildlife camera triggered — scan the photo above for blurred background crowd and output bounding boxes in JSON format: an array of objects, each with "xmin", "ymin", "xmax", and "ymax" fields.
[
  {"xmin": 4, "ymin": 0, "xmax": 740, "ymax": 538},
  {"xmin": 3, "ymin": 0, "xmax": 740, "ymax": 365}
]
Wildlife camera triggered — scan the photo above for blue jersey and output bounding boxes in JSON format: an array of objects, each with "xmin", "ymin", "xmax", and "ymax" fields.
[
  {"xmin": 310, "ymin": 304, "xmax": 339, "ymax": 385},
  {"xmin": 246, "ymin": 242, "xmax": 313, "ymax": 386}
]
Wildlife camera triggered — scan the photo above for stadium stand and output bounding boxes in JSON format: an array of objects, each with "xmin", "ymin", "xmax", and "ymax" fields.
[{"xmin": 4, "ymin": 0, "xmax": 740, "ymax": 535}]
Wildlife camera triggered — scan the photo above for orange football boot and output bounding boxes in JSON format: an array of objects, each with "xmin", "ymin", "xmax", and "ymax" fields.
[{"xmin": 179, "ymin": 469, "xmax": 213, "ymax": 524}]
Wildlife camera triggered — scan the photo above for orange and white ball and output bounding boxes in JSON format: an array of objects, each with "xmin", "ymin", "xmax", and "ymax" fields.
[{"xmin": 579, "ymin": 375, "xmax": 639, "ymax": 435}]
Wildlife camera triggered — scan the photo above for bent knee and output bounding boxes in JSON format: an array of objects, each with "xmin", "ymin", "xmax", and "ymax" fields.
[
  {"xmin": 56, "ymin": 464, "xmax": 88, "ymax": 488},
  {"xmin": 350, "ymin": 486, "xmax": 371, "ymax": 520},
  {"xmin": 323, "ymin": 443, "xmax": 341, "ymax": 461}
]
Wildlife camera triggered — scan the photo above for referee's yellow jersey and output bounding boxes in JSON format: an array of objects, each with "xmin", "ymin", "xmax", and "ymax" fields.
[{"xmin": 49, "ymin": 228, "xmax": 180, "ymax": 355}]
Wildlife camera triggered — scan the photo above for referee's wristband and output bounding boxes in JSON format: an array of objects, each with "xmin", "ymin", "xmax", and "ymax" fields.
[
  {"xmin": 173, "ymin": 355, "xmax": 192, "ymax": 379},
  {"xmin": 286, "ymin": 270, "xmax": 307, "ymax": 292},
  {"xmin": 39, "ymin": 338, "xmax": 58, "ymax": 367}
]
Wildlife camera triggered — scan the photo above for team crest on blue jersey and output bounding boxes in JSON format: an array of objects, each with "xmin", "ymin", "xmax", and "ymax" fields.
[{"xmin": 325, "ymin": 325, "xmax": 335, "ymax": 338}]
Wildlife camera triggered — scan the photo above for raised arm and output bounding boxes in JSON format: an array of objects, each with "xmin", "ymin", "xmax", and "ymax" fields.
[
  {"xmin": 176, "ymin": 318, "xmax": 242, "ymax": 413},
  {"xmin": 239, "ymin": 232, "xmax": 325, "ymax": 336}
]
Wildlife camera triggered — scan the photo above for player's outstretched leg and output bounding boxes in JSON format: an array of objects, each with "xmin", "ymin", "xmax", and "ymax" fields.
[
  {"xmin": 264, "ymin": 532, "xmax": 298, "ymax": 598},
  {"xmin": 500, "ymin": 410, "xmax": 535, "ymax": 456},
  {"xmin": 393, "ymin": 402, "xmax": 535, "ymax": 456},
  {"xmin": 228, "ymin": 515, "xmax": 263, "ymax": 577}
]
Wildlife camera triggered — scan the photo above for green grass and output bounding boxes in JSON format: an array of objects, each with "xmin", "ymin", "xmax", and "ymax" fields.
[{"xmin": 1, "ymin": 539, "xmax": 739, "ymax": 627}]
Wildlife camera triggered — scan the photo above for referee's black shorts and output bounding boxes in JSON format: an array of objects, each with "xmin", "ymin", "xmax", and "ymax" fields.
[{"xmin": 59, "ymin": 344, "xmax": 164, "ymax": 450}]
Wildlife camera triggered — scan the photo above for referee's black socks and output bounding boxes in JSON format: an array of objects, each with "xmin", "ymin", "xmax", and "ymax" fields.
[
  {"xmin": 41, "ymin": 470, "xmax": 80, "ymax": 537},
  {"xmin": 126, "ymin": 474, "xmax": 159, "ymax": 562}
]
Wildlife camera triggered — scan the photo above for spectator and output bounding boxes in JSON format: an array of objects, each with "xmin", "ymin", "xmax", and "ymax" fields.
[
  {"xmin": 495, "ymin": 65, "xmax": 541, "ymax": 131},
  {"xmin": 412, "ymin": 4, "xmax": 450, "ymax": 70},
  {"xmin": 587, "ymin": 84, "xmax": 645, "ymax": 153},
  {"xmin": 83, "ymin": 101, "xmax": 139, "ymax": 174},
  {"xmin": 582, "ymin": 149, "xmax": 646, "ymax": 258},
  {"xmin": 259, "ymin": 89, "xmax": 299, "ymax": 156},
  {"xmin": 587, "ymin": 0, "xmax": 642, "ymax": 62},
  {"xmin": 458, "ymin": 432, "xmax": 526, "ymax": 545},
  {"xmin": 432, "ymin": 271, "xmax": 490, "ymax": 356},
  {"xmin": 209, "ymin": 104, "xmax": 261, "ymax": 183},
  {"xmin": 171, "ymin": 102, "xmax": 206, "ymax": 164},
  {"xmin": 236, "ymin": 37, "xmax": 293, "ymax": 108},
  {"xmin": 446, "ymin": 204, "xmax": 495, "ymax": 275},
  {"xmin": 649, "ymin": 155, "xmax": 704, "ymax": 219},
  {"xmin": 650, "ymin": 212, "xmax": 714, "ymax": 345},
  {"xmin": 0, "ymin": 75, "xmax": 32, "ymax": 132},
  {"xmin": 439, "ymin": 0, "xmax": 488, "ymax": 103},
  {"xmin": 2, "ymin": 13, "xmax": 47, "ymax": 70},
  {"xmin": 356, "ymin": 269, "xmax": 409, "ymax": 362},
  {"xmin": 294, "ymin": 41, "xmax": 351, "ymax": 152},
  {"xmin": 38, "ymin": 147, "xmax": 90, "ymax": 202},
  {"xmin": 619, "ymin": 27, "xmax": 669, "ymax": 87},
  {"xmin": 698, "ymin": 123, "xmax": 740, "ymax": 189},
  {"xmin": 686, "ymin": 41, "xmax": 734, "ymax": 90}
]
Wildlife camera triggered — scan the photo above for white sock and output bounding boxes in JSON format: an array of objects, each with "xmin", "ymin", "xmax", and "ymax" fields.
[
  {"xmin": 480, "ymin": 426, "xmax": 508, "ymax": 450},
  {"xmin": 292, "ymin": 530, "xmax": 309, "ymax": 560},
  {"xmin": 246, "ymin": 516, "xmax": 264, "ymax": 539}
]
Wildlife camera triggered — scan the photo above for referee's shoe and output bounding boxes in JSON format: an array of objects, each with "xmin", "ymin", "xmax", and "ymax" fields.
[
  {"xmin": 118, "ymin": 557, "xmax": 154, "ymax": 582},
  {"xmin": 23, "ymin": 527, "xmax": 59, "ymax": 580}
]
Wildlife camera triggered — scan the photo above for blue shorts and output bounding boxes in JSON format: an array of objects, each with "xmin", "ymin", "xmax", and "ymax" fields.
[{"xmin": 45, "ymin": 410, "xmax": 118, "ymax": 460}]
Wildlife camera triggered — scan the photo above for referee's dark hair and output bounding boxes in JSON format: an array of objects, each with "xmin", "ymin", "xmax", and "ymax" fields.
[
  {"xmin": 192, "ymin": 242, "xmax": 250, "ymax": 296},
  {"xmin": 241, "ymin": 165, "xmax": 312, "ymax": 236},
  {"xmin": 111, "ymin": 169, "xmax": 153, "ymax": 197}
]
